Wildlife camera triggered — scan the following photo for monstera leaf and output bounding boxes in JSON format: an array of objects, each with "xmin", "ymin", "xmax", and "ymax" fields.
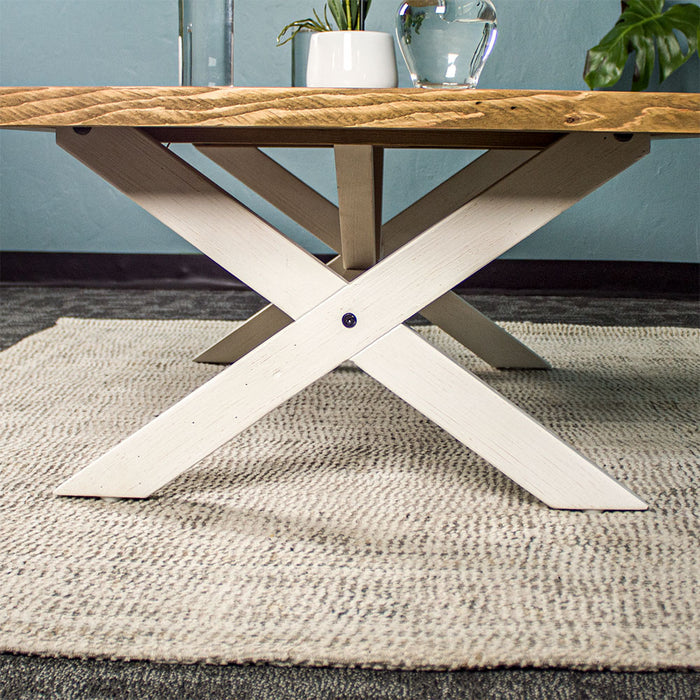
[{"xmin": 584, "ymin": 0, "xmax": 700, "ymax": 91}]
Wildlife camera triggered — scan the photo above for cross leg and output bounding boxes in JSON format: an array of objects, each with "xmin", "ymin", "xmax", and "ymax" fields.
[
  {"xmin": 195, "ymin": 145, "xmax": 548, "ymax": 368},
  {"xmin": 380, "ymin": 149, "xmax": 550, "ymax": 369},
  {"xmin": 55, "ymin": 127, "xmax": 648, "ymax": 509},
  {"xmin": 194, "ymin": 145, "xmax": 383, "ymax": 363}
]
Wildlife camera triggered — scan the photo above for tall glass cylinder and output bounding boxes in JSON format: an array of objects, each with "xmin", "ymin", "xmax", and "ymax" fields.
[
  {"xmin": 291, "ymin": 29, "xmax": 314, "ymax": 87},
  {"xmin": 179, "ymin": 0, "xmax": 234, "ymax": 86}
]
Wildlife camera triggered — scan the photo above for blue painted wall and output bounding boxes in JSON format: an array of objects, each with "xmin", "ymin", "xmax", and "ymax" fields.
[{"xmin": 0, "ymin": 0, "xmax": 698, "ymax": 261}]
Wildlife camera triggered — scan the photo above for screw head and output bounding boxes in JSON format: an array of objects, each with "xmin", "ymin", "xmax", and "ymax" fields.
[
  {"xmin": 342, "ymin": 312, "xmax": 357, "ymax": 328},
  {"xmin": 73, "ymin": 127, "xmax": 92, "ymax": 135}
]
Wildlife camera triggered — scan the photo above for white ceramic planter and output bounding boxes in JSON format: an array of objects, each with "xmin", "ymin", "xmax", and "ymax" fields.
[{"xmin": 306, "ymin": 31, "xmax": 398, "ymax": 88}]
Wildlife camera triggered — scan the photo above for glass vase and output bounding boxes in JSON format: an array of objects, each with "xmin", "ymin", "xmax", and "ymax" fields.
[
  {"xmin": 396, "ymin": 0, "xmax": 497, "ymax": 88},
  {"xmin": 179, "ymin": 0, "xmax": 234, "ymax": 86},
  {"xmin": 292, "ymin": 29, "xmax": 314, "ymax": 86}
]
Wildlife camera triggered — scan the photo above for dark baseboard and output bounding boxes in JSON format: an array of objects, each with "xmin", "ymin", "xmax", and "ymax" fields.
[{"xmin": 1, "ymin": 252, "xmax": 697, "ymax": 298}]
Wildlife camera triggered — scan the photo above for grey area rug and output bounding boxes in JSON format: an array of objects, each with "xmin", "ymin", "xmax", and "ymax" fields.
[{"xmin": 0, "ymin": 318, "xmax": 698, "ymax": 671}]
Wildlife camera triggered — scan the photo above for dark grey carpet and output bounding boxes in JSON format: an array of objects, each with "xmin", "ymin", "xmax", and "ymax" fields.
[
  {"xmin": 2, "ymin": 287, "xmax": 698, "ymax": 353},
  {"xmin": 0, "ymin": 286, "xmax": 698, "ymax": 700},
  {"xmin": 1, "ymin": 653, "xmax": 699, "ymax": 700}
]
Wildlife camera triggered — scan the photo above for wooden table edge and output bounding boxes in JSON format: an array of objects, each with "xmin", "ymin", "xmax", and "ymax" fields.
[{"xmin": 1, "ymin": 88, "xmax": 698, "ymax": 142}]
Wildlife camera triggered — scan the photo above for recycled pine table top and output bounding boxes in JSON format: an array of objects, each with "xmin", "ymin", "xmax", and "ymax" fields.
[{"xmin": 1, "ymin": 86, "xmax": 698, "ymax": 148}]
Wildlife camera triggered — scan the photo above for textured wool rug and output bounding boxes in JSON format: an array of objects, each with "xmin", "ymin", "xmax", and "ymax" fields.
[{"xmin": 0, "ymin": 318, "xmax": 698, "ymax": 670}]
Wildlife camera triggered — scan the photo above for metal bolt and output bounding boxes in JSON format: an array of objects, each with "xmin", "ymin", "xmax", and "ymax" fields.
[
  {"xmin": 73, "ymin": 127, "xmax": 92, "ymax": 135},
  {"xmin": 342, "ymin": 312, "xmax": 357, "ymax": 328}
]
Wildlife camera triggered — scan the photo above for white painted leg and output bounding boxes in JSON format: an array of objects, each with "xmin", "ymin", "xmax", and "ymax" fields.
[
  {"xmin": 193, "ymin": 260, "xmax": 361, "ymax": 365},
  {"xmin": 379, "ymin": 149, "xmax": 538, "ymax": 255},
  {"xmin": 195, "ymin": 144, "xmax": 382, "ymax": 365},
  {"xmin": 194, "ymin": 304, "xmax": 293, "ymax": 365},
  {"xmin": 334, "ymin": 145, "xmax": 383, "ymax": 270},
  {"xmin": 355, "ymin": 325, "xmax": 645, "ymax": 510},
  {"xmin": 55, "ymin": 298, "xmax": 377, "ymax": 499},
  {"xmin": 381, "ymin": 148, "xmax": 550, "ymax": 369},
  {"xmin": 195, "ymin": 146, "xmax": 342, "ymax": 251},
  {"xmin": 55, "ymin": 129, "xmax": 649, "ymax": 509},
  {"xmin": 420, "ymin": 293, "xmax": 550, "ymax": 369},
  {"xmin": 196, "ymin": 146, "xmax": 547, "ymax": 368},
  {"xmin": 56, "ymin": 126, "xmax": 344, "ymax": 320}
]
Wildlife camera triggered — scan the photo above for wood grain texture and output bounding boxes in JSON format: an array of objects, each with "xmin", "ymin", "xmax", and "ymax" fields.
[{"xmin": 1, "ymin": 87, "xmax": 698, "ymax": 137}]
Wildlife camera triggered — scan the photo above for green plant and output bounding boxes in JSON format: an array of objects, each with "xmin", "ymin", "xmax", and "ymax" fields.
[
  {"xmin": 584, "ymin": 0, "xmax": 700, "ymax": 91},
  {"xmin": 399, "ymin": 9, "xmax": 426, "ymax": 45},
  {"xmin": 277, "ymin": 0, "xmax": 373, "ymax": 46}
]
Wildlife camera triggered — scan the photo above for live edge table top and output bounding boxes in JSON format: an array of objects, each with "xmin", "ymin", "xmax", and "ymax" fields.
[{"xmin": 1, "ymin": 87, "xmax": 699, "ymax": 149}]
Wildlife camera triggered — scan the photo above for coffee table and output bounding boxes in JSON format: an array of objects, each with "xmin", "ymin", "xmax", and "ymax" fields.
[{"xmin": 2, "ymin": 87, "xmax": 698, "ymax": 509}]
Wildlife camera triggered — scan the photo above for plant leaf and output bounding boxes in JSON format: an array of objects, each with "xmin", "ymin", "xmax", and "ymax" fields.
[
  {"xmin": 660, "ymin": 4, "xmax": 700, "ymax": 79},
  {"xmin": 632, "ymin": 32, "xmax": 657, "ymax": 89},
  {"xmin": 584, "ymin": 0, "xmax": 700, "ymax": 91},
  {"xmin": 349, "ymin": 0, "xmax": 358, "ymax": 29},
  {"xmin": 280, "ymin": 0, "xmax": 373, "ymax": 37},
  {"xmin": 276, "ymin": 10, "xmax": 333, "ymax": 46},
  {"xmin": 327, "ymin": 0, "xmax": 347, "ymax": 29},
  {"xmin": 358, "ymin": 0, "xmax": 372, "ymax": 27},
  {"xmin": 345, "ymin": 0, "xmax": 354, "ymax": 30}
]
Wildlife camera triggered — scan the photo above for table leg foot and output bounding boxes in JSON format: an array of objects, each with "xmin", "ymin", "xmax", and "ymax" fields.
[{"xmin": 356, "ymin": 325, "xmax": 647, "ymax": 511}]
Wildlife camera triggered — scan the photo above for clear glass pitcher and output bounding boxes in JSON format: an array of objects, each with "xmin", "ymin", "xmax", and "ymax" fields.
[
  {"xmin": 179, "ymin": 0, "xmax": 234, "ymax": 86},
  {"xmin": 396, "ymin": 0, "xmax": 497, "ymax": 88}
]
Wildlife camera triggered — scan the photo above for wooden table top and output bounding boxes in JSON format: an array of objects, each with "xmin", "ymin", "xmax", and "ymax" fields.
[{"xmin": 1, "ymin": 87, "xmax": 698, "ymax": 148}]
